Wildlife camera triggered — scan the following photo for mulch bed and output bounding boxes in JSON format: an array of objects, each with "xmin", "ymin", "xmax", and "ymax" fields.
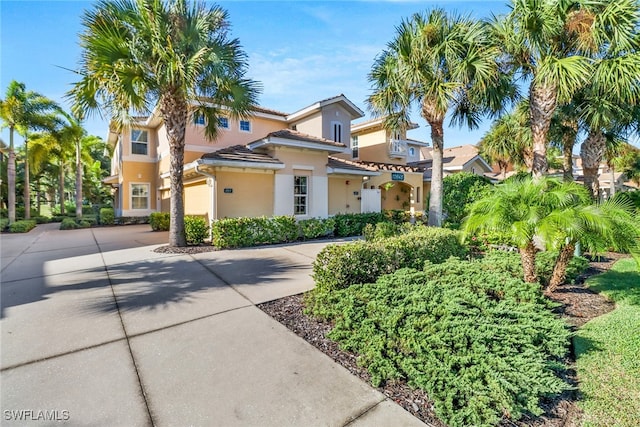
[{"xmin": 258, "ymin": 252, "xmax": 627, "ymax": 427}]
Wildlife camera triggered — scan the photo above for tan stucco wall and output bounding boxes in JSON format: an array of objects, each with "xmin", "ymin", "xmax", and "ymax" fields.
[
  {"xmin": 321, "ymin": 104, "xmax": 352, "ymax": 143},
  {"xmin": 350, "ymin": 127, "xmax": 406, "ymax": 165},
  {"xmin": 216, "ymin": 171, "xmax": 275, "ymax": 218},
  {"xmin": 364, "ymin": 171, "xmax": 423, "ymax": 211},
  {"xmin": 183, "ymin": 115, "xmax": 286, "ymax": 150},
  {"xmin": 328, "ymin": 177, "xmax": 362, "ymax": 215},
  {"xmin": 120, "ymin": 161, "xmax": 158, "ymax": 211},
  {"xmin": 291, "ymin": 111, "xmax": 323, "ymax": 139},
  {"xmin": 461, "ymin": 159, "xmax": 490, "ymax": 175},
  {"xmin": 271, "ymin": 147, "xmax": 328, "ymax": 175},
  {"xmin": 184, "ymin": 180, "xmax": 211, "ymax": 222}
]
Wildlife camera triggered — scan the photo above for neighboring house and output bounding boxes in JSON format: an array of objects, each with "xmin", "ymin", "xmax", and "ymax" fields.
[
  {"xmin": 409, "ymin": 145, "xmax": 493, "ymax": 206},
  {"xmin": 104, "ymin": 94, "xmax": 433, "ymax": 221}
]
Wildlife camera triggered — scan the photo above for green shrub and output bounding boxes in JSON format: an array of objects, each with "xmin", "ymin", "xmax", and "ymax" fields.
[
  {"xmin": 60, "ymin": 218, "xmax": 79, "ymax": 230},
  {"xmin": 116, "ymin": 216, "xmax": 149, "ymax": 225},
  {"xmin": 311, "ymin": 258, "xmax": 570, "ymax": 427},
  {"xmin": 211, "ymin": 216, "xmax": 298, "ymax": 248},
  {"xmin": 311, "ymin": 226, "xmax": 468, "ymax": 295},
  {"xmin": 78, "ymin": 220, "xmax": 91, "ymax": 228},
  {"xmin": 383, "ymin": 209, "xmax": 409, "ymax": 224},
  {"xmin": 34, "ymin": 216, "xmax": 51, "ymax": 224},
  {"xmin": 9, "ymin": 220, "xmax": 37, "ymax": 233},
  {"xmin": 81, "ymin": 215, "xmax": 98, "ymax": 226},
  {"xmin": 298, "ymin": 217, "xmax": 335, "ymax": 240},
  {"xmin": 100, "ymin": 208, "xmax": 115, "ymax": 225},
  {"xmin": 363, "ymin": 221, "xmax": 414, "ymax": 241},
  {"xmin": 333, "ymin": 212, "xmax": 384, "ymax": 237},
  {"xmin": 480, "ymin": 250, "xmax": 589, "ymax": 286},
  {"xmin": 149, "ymin": 212, "xmax": 170, "ymax": 231},
  {"xmin": 443, "ymin": 172, "xmax": 492, "ymax": 226},
  {"xmin": 0, "ymin": 218, "xmax": 8, "ymax": 231},
  {"xmin": 184, "ymin": 216, "xmax": 210, "ymax": 245}
]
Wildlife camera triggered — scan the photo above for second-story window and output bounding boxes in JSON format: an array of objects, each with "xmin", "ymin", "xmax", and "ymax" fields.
[
  {"xmin": 332, "ymin": 122, "xmax": 342, "ymax": 143},
  {"xmin": 408, "ymin": 147, "xmax": 416, "ymax": 157},
  {"xmin": 351, "ymin": 135, "xmax": 359, "ymax": 158},
  {"xmin": 239, "ymin": 120, "xmax": 251, "ymax": 132},
  {"xmin": 193, "ymin": 112, "xmax": 206, "ymax": 126},
  {"xmin": 131, "ymin": 129, "xmax": 148, "ymax": 155},
  {"xmin": 218, "ymin": 117, "xmax": 229, "ymax": 129}
]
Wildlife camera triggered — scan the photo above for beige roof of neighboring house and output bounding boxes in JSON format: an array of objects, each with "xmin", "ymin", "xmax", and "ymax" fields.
[{"xmin": 410, "ymin": 145, "xmax": 492, "ymax": 180}]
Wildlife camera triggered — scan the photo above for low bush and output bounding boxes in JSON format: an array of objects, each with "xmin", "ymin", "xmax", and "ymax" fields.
[
  {"xmin": 443, "ymin": 172, "xmax": 492, "ymax": 227},
  {"xmin": 60, "ymin": 218, "xmax": 79, "ymax": 230},
  {"xmin": 363, "ymin": 221, "xmax": 414, "ymax": 241},
  {"xmin": 99, "ymin": 208, "xmax": 115, "ymax": 225},
  {"xmin": 9, "ymin": 220, "xmax": 37, "ymax": 233},
  {"xmin": 311, "ymin": 226, "xmax": 468, "ymax": 295},
  {"xmin": 333, "ymin": 212, "xmax": 384, "ymax": 237},
  {"xmin": 116, "ymin": 216, "xmax": 149, "ymax": 225},
  {"xmin": 184, "ymin": 216, "xmax": 210, "ymax": 245},
  {"xmin": 0, "ymin": 218, "xmax": 8, "ymax": 231},
  {"xmin": 298, "ymin": 217, "xmax": 335, "ymax": 240},
  {"xmin": 34, "ymin": 216, "xmax": 51, "ymax": 224},
  {"xmin": 311, "ymin": 258, "xmax": 571, "ymax": 427},
  {"xmin": 81, "ymin": 215, "xmax": 98, "ymax": 226},
  {"xmin": 149, "ymin": 212, "xmax": 170, "ymax": 231},
  {"xmin": 480, "ymin": 250, "xmax": 589, "ymax": 287},
  {"xmin": 211, "ymin": 216, "xmax": 298, "ymax": 248}
]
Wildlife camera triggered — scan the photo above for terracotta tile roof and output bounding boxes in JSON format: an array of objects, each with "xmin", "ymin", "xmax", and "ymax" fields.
[
  {"xmin": 327, "ymin": 156, "xmax": 379, "ymax": 173},
  {"xmin": 201, "ymin": 145, "xmax": 282, "ymax": 165},
  {"xmin": 267, "ymin": 129, "xmax": 346, "ymax": 148},
  {"xmin": 357, "ymin": 161, "xmax": 423, "ymax": 173}
]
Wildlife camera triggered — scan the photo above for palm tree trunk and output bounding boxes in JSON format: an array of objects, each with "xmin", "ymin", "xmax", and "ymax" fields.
[
  {"xmin": 75, "ymin": 139, "xmax": 83, "ymax": 218},
  {"xmin": 8, "ymin": 126, "xmax": 16, "ymax": 223},
  {"xmin": 24, "ymin": 138, "xmax": 30, "ymax": 220},
  {"xmin": 59, "ymin": 162, "xmax": 65, "ymax": 216},
  {"xmin": 580, "ymin": 130, "xmax": 606, "ymax": 199},
  {"xmin": 529, "ymin": 83, "xmax": 557, "ymax": 178},
  {"xmin": 520, "ymin": 242, "xmax": 538, "ymax": 283},
  {"xmin": 548, "ymin": 243, "xmax": 575, "ymax": 293},
  {"xmin": 36, "ymin": 177, "xmax": 41, "ymax": 214},
  {"xmin": 160, "ymin": 91, "xmax": 188, "ymax": 247},
  {"xmin": 562, "ymin": 125, "xmax": 576, "ymax": 182},
  {"xmin": 427, "ymin": 121, "xmax": 444, "ymax": 227}
]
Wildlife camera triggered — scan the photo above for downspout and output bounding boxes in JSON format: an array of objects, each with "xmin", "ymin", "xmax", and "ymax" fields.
[{"xmin": 195, "ymin": 163, "xmax": 217, "ymax": 240}]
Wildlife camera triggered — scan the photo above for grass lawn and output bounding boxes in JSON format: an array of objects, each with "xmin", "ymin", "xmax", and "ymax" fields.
[{"xmin": 574, "ymin": 258, "xmax": 640, "ymax": 427}]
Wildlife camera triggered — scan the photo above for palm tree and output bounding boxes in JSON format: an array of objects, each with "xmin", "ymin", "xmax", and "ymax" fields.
[
  {"xmin": 463, "ymin": 177, "xmax": 585, "ymax": 284},
  {"xmin": 549, "ymin": 103, "xmax": 580, "ymax": 182},
  {"xmin": 540, "ymin": 195, "xmax": 640, "ymax": 292},
  {"xmin": 478, "ymin": 101, "xmax": 531, "ymax": 178},
  {"xmin": 0, "ymin": 81, "xmax": 59, "ymax": 222},
  {"xmin": 490, "ymin": 0, "xmax": 596, "ymax": 177},
  {"xmin": 69, "ymin": 0, "xmax": 260, "ymax": 247},
  {"xmin": 368, "ymin": 9, "xmax": 507, "ymax": 226}
]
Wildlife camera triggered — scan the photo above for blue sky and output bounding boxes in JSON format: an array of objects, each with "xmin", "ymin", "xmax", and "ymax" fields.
[{"xmin": 2, "ymin": 0, "xmax": 510, "ymax": 149}]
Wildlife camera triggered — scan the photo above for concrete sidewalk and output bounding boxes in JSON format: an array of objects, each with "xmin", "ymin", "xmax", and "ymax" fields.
[{"xmin": 1, "ymin": 224, "xmax": 426, "ymax": 426}]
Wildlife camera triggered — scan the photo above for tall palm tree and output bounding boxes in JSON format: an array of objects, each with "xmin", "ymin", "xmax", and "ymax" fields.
[
  {"xmin": 69, "ymin": 0, "xmax": 260, "ymax": 247},
  {"xmin": 491, "ymin": 0, "xmax": 597, "ymax": 177},
  {"xmin": 549, "ymin": 103, "xmax": 580, "ymax": 182},
  {"xmin": 368, "ymin": 9, "xmax": 507, "ymax": 226},
  {"xmin": 0, "ymin": 81, "xmax": 58, "ymax": 222}
]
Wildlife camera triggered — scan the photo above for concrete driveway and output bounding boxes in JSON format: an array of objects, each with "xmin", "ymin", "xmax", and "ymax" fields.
[{"xmin": 1, "ymin": 223, "xmax": 426, "ymax": 426}]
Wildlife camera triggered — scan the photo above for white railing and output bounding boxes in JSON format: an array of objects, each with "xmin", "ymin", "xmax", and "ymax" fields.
[{"xmin": 388, "ymin": 139, "xmax": 408, "ymax": 158}]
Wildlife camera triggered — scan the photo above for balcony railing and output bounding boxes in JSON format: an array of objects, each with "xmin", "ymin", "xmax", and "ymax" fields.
[{"xmin": 388, "ymin": 139, "xmax": 408, "ymax": 158}]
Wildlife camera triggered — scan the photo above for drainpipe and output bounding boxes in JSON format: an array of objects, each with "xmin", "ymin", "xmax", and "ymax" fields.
[{"xmin": 195, "ymin": 163, "xmax": 217, "ymax": 239}]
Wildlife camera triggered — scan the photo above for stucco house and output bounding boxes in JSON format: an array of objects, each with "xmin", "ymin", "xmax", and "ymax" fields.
[{"xmin": 103, "ymin": 94, "xmax": 435, "ymax": 221}]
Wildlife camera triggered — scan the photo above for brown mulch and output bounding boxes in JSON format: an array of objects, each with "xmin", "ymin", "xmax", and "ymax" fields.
[{"xmin": 258, "ymin": 252, "xmax": 627, "ymax": 427}]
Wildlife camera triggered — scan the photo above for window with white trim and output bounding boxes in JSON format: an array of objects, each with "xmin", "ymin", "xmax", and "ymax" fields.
[
  {"xmin": 131, "ymin": 129, "xmax": 148, "ymax": 155},
  {"xmin": 239, "ymin": 120, "xmax": 251, "ymax": 132},
  {"xmin": 294, "ymin": 176, "xmax": 308, "ymax": 215},
  {"xmin": 218, "ymin": 117, "xmax": 229, "ymax": 129},
  {"xmin": 131, "ymin": 183, "xmax": 150, "ymax": 210},
  {"xmin": 332, "ymin": 122, "xmax": 342, "ymax": 143},
  {"xmin": 408, "ymin": 147, "xmax": 416, "ymax": 157},
  {"xmin": 351, "ymin": 135, "xmax": 359, "ymax": 158},
  {"xmin": 193, "ymin": 112, "xmax": 206, "ymax": 126}
]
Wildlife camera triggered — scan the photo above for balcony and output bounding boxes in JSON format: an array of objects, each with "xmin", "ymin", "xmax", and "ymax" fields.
[{"xmin": 388, "ymin": 139, "xmax": 408, "ymax": 159}]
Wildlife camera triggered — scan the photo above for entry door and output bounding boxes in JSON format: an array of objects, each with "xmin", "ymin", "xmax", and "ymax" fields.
[{"xmin": 361, "ymin": 188, "xmax": 381, "ymax": 213}]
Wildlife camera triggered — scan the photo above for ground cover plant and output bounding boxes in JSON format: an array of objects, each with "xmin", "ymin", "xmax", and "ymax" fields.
[
  {"xmin": 309, "ymin": 257, "xmax": 572, "ymax": 427},
  {"xmin": 575, "ymin": 258, "xmax": 640, "ymax": 427}
]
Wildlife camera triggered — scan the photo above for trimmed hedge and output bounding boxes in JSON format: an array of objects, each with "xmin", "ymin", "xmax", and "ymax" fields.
[
  {"xmin": 9, "ymin": 220, "xmax": 37, "ymax": 233},
  {"xmin": 184, "ymin": 216, "xmax": 209, "ymax": 245},
  {"xmin": 310, "ymin": 259, "xmax": 570, "ymax": 427},
  {"xmin": 60, "ymin": 217, "xmax": 92, "ymax": 230},
  {"xmin": 298, "ymin": 217, "xmax": 335, "ymax": 240},
  {"xmin": 311, "ymin": 226, "xmax": 468, "ymax": 294},
  {"xmin": 212, "ymin": 216, "xmax": 298, "ymax": 248},
  {"xmin": 100, "ymin": 208, "xmax": 115, "ymax": 225},
  {"xmin": 333, "ymin": 212, "xmax": 384, "ymax": 237},
  {"xmin": 149, "ymin": 212, "xmax": 170, "ymax": 231}
]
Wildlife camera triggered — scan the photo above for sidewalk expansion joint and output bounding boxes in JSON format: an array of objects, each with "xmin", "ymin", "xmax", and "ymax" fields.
[
  {"xmin": 341, "ymin": 399, "xmax": 384, "ymax": 427},
  {"xmin": 190, "ymin": 254, "xmax": 255, "ymax": 304}
]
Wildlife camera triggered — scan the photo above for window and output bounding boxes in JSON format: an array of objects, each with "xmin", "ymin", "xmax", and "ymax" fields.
[
  {"xmin": 218, "ymin": 117, "xmax": 229, "ymax": 129},
  {"xmin": 408, "ymin": 147, "xmax": 416, "ymax": 157},
  {"xmin": 131, "ymin": 183, "xmax": 150, "ymax": 210},
  {"xmin": 351, "ymin": 135, "xmax": 359, "ymax": 158},
  {"xmin": 131, "ymin": 129, "xmax": 148, "ymax": 155},
  {"xmin": 332, "ymin": 121, "xmax": 342, "ymax": 143},
  {"xmin": 294, "ymin": 176, "xmax": 308, "ymax": 215},
  {"xmin": 239, "ymin": 120, "xmax": 251, "ymax": 132},
  {"xmin": 392, "ymin": 131, "xmax": 402, "ymax": 141},
  {"xmin": 193, "ymin": 112, "xmax": 206, "ymax": 126}
]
